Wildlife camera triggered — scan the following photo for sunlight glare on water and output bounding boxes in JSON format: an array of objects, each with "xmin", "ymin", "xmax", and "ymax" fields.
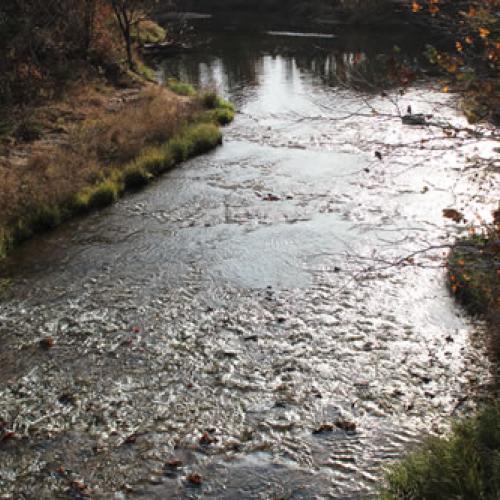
[{"xmin": 0, "ymin": 23, "xmax": 496, "ymax": 499}]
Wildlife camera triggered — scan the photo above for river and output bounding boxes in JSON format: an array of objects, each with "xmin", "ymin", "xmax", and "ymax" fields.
[{"xmin": 0, "ymin": 19, "xmax": 497, "ymax": 499}]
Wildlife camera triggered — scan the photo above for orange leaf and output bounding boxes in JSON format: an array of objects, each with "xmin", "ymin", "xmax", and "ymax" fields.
[
  {"xmin": 412, "ymin": 1, "xmax": 422, "ymax": 13},
  {"xmin": 479, "ymin": 27, "xmax": 490, "ymax": 39}
]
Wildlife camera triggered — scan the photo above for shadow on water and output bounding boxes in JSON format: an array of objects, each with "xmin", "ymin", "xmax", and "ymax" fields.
[{"xmin": 159, "ymin": 16, "xmax": 432, "ymax": 97}]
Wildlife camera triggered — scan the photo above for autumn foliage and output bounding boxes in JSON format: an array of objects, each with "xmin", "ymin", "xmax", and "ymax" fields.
[
  {"xmin": 0, "ymin": 0, "xmax": 124, "ymax": 107},
  {"xmin": 409, "ymin": 0, "xmax": 499, "ymax": 122}
]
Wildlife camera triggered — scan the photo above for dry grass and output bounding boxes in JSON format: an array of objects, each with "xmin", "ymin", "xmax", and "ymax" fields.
[
  {"xmin": 79, "ymin": 86, "xmax": 194, "ymax": 164},
  {"xmin": 0, "ymin": 84, "xmax": 201, "ymax": 253},
  {"xmin": 0, "ymin": 78, "xmax": 234, "ymax": 258}
]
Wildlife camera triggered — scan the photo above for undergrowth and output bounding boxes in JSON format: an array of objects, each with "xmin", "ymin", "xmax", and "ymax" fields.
[
  {"xmin": 0, "ymin": 85, "xmax": 233, "ymax": 259},
  {"xmin": 381, "ymin": 404, "xmax": 500, "ymax": 499},
  {"xmin": 167, "ymin": 78, "xmax": 197, "ymax": 96},
  {"xmin": 447, "ymin": 226, "xmax": 499, "ymax": 317}
]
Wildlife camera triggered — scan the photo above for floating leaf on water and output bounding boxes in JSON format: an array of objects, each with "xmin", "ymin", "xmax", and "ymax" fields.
[
  {"xmin": 335, "ymin": 419, "xmax": 357, "ymax": 432},
  {"xmin": 39, "ymin": 337, "xmax": 54, "ymax": 349},
  {"xmin": 165, "ymin": 458, "xmax": 183, "ymax": 469},
  {"xmin": 186, "ymin": 473, "xmax": 203, "ymax": 485},
  {"xmin": 443, "ymin": 208, "xmax": 464, "ymax": 222},
  {"xmin": 199, "ymin": 431, "xmax": 217, "ymax": 445}
]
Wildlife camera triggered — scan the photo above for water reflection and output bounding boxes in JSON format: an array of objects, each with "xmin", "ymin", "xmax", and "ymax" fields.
[
  {"xmin": 159, "ymin": 26, "xmax": 425, "ymax": 99},
  {"xmin": 0, "ymin": 22, "xmax": 494, "ymax": 500}
]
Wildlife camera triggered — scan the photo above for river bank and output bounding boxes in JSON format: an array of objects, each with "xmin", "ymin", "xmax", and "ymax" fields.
[
  {"xmin": 382, "ymin": 223, "xmax": 500, "ymax": 498},
  {"xmin": 0, "ymin": 76, "xmax": 234, "ymax": 260},
  {"xmin": 1, "ymin": 21, "xmax": 497, "ymax": 496}
]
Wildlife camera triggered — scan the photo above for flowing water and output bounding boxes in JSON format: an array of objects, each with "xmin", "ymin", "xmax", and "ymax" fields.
[{"xmin": 0, "ymin": 21, "xmax": 498, "ymax": 499}]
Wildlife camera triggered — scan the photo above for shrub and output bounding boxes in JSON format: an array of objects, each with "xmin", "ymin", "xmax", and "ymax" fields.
[
  {"xmin": 448, "ymin": 228, "xmax": 499, "ymax": 316},
  {"xmin": 13, "ymin": 119, "xmax": 43, "ymax": 142},
  {"xmin": 382, "ymin": 405, "xmax": 500, "ymax": 499}
]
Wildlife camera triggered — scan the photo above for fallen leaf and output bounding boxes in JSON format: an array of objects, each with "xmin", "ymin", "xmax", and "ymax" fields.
[
  {"xmin": 186, "ymin": 473, "xmax": 203, "ymax": 485},
  {"xmin": 165, "ymin": 459, "xmax": 183, "ymax": 469},
  {"xmin": 312, "ymin": 423, "xmax": 335, "ymax": 434},
  {"xmin": 199, "ymin": 431, "xmax": 217, "ymax": 445},
  {"xmin": 442, "ymin": 208, "xmax": 464, "ymax": 222},
  {"xmin": 39, "ymin": 337, "xmax": 54, "ymax": 349},
  {"xmin": 335, "ymin": 419, "xmax": 357, "ymax": 432}
]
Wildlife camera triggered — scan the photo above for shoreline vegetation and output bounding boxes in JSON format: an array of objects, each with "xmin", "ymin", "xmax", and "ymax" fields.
[
  {"xmin": 0, "ymin": 80, "xmax": 234, "ymax": 261},
  {"xmin": 381, "ymin": 221, "xmax": 499, "ymax": 500},
  {"xmin": 378, "ymin": 0, "xmax": 499, "ymax": 496},
  {"xmin": 0, "ymin": 1, "xmax": 497, "ymax": 497},
  {"xmin": 0, "ymin": 5, "xmax": 235, "ymax": 261}
]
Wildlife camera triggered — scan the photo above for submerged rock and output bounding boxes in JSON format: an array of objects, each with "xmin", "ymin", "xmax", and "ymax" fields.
[
  {"xmin": 312, "ymin": 423, "xmax": 335, "ymax": 434},
  {"xmin": 402, "ymin": 114, "xmax": 428, "ymax": 126},
  {"xmin": 335, "ymin": 419, "xmax": 357, "ymax": 432}
]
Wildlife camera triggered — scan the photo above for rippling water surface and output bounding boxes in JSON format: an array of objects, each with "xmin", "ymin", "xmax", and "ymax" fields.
[{"xmin": 0, "ymin": 22, "xmax": 497, "ymax": 498}]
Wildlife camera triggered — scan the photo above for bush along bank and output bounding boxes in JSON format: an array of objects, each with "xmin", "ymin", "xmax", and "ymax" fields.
[
  {"xmin": 381, "ymin": 404, "xmax": 500, "ymax": 499},
  {"xmin": 448, "ymin": 226, "xmax": 499, "ymax": 320},
  {"xmin": 382, "ymin": 217, "xmax": 500, "ymax": 499},
  {"xmin": 0, "ymin": 88, "xmax": 235, "ymax": 260}
]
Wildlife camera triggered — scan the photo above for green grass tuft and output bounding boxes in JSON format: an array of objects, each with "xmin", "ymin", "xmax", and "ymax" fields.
[
  {"xmin": 0, "ymin": 90, "xmax": 233, "ymax": 261},
  {"xmin": 203, "ymin": 107, "xmax": 235, "ymax": 125},
  {"xmin": 131, "ymin": 20, "xmax": 166, "ymax": 45},
  {"xmin": 137, "ymin": 147, "xmax": 175, "ymax": 176},
  {"xmin": 31, "ymin": 205, "xmax": 61, "ymax": 230},
  {"xmin": 136, "ymin": 62, "xmax": 156, "ymax": 81},
  {"xmin": 167, "ymin": 136, "xmax": 189, "ymax": 162},
  {"xmin": 167, "ymin": 79, "xmax": 196, "ymax": 96},
  {"xmin": 202, "ymin": 94, "xmax": 235, "ymax": 124},
  {"xmin": 123, "ymin": 164, "xmax": 151, "ymax": 190},
  {"xmin": 381, "ymin": 404, "xmax": 500, "ymax": 499},
  {"xmin": 200, "ymin": 90, "xmax": 220, "ymax": 109},
  {"xmin": 184, "ymin": 123, "xmax": 223, "ymax": 156},
  {"xmin": 87, "ymin": 180, "xmax": 119, "ymax": 210}
]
